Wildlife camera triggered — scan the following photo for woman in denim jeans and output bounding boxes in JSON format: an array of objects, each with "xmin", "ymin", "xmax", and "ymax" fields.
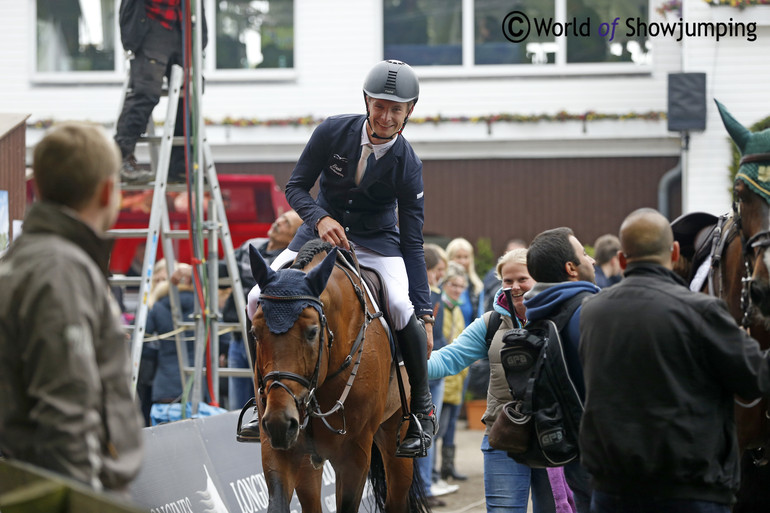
[{"xmin": 428, "ymin": 248, "xmax": 568, "ymax": 512}]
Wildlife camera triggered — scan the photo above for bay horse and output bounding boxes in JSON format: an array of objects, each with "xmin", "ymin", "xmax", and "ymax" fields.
[
  {"xmin": 672, "ymin": 177, "xmax": 770, "ymax": 510},
  {"xmin": 247, "ymin": 239, "xmax": 428, "ymax": 513}
]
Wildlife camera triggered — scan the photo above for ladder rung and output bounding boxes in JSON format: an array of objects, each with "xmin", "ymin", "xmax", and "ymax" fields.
[
  {"xmin": 120, "ymin": 183, "xmax": 205, "ymax": 193},
  {"xmin": 110, "ymin": 275, "xmax": 142, "ymax": 286},
  {"xmin": 138, "ymin": 135, "xmax": 187, "ymax": 145},
  {"xmin": 108, "ymin": 228, "xmax": 151, "ymax": 238},
  {"xmin": 182, "ymin": 366, "xmax": 253, "ymax": 378},
  {"xmin": 107, "ymin": 228, "xmax": 210, "ymax": 239}
]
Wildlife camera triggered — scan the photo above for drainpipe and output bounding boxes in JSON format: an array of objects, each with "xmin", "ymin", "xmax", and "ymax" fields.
[{"xmin": 658, "ymin": 159, "xmax": 682, "ymax": 220}]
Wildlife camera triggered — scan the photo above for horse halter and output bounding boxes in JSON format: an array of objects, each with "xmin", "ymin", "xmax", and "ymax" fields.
[{"xmin": 255, "ymin": 258, "xmax": 379, "ymax": 435}]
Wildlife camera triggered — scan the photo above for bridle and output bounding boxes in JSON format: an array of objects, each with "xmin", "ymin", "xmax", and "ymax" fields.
[
  {"xmin": 731, "ymin": 180, "xmax": 770, "ymax": 329},
  {"xmin": 254, "ymin": 257, "xmax": 381, "ymax": 435}
]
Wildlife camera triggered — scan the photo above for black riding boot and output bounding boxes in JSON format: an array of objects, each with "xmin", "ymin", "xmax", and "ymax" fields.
[
  {"xmin": 395, "ymin": 315, "xmax": 437, "ymax": 458},
  {"xmin": 236, "ymin": 398, "xmax": 261, "ymax": 442},
  {"xmin": 441, "ymin": 445, "xmax": 468, "ymax": 481},
  {"xmin": 236, "ymin": 312, "xmax": 260, "ymax": 443}
]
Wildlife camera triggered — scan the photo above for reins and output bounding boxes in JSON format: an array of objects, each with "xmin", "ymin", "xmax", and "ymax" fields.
[{"xmin": 256, "ymin": 250, "xmax": 381, "ymax": 435}]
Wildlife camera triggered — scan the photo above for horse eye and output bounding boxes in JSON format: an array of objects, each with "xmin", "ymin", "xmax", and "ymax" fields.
[{"xmin": 305, "ymin": 325, "xmax": 319, "ymax": 342}]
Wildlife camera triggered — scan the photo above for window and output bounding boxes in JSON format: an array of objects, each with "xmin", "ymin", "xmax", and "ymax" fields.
[
  {"xmin": 383, "ymin": 0, "xmax": 462, "ymax": 66},
  {"xmin": 475, "ymin": 0, "xmax": 554, "ymax": 65},
  {"xmin": 214, "ymin": 0, "xmax": 294, "ymax": 69},
  {"xmin": 36, "ymin": 0, "xmax": 116, "ymax": 72},
  {"xmin": 33, "ymin": 0, "xmax": 295, "ymax": 79},
  {"xmin": 383, "ymin": 0, "xmax": 650, "ymax": 68},
  {"xmin": 565, "ymin": 0, "xmax": 649, "ymax": 64}
]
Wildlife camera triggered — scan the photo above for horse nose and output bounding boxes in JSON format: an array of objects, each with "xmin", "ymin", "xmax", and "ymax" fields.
[{"xmin": 262, "ymin": 409, "xmax": 300, "ymax": 450}]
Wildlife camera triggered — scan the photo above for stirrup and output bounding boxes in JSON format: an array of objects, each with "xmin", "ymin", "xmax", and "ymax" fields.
[
  {"xmin": 395, "ymin": 407, "xmax": 437, "ymax": 458},
  {"xmin": 236, "ymin": 397, "xmax": 261, "ymax": 443}
]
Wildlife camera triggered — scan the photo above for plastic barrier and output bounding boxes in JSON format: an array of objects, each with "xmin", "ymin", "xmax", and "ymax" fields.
[{"xmin": 129, "ymin": 410, "xmax": 374, "ymax": 513}]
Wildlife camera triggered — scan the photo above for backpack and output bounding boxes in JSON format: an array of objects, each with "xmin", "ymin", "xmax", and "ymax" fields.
[
  {"xmin": 490, "ymin": 292, "xmax": 590, "ymax": 468},
  {"xmin": 466, "ymin": 311, "xmax": 503, "ymax": 399}
]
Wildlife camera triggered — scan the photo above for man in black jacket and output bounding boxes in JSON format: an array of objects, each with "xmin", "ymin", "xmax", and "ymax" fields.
[{"xmin": 579, "ymin": 208, "xmax": 770, "ymax": 513}]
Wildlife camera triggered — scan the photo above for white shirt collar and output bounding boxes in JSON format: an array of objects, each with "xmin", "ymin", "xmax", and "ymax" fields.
[{"xmin": 360, "ymin": 120, "xmax": 398, "ymax": 160}]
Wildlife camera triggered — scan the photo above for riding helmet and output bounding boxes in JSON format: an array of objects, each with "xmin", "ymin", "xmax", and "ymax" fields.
[{"xmin": 363, "ymin": 60, "xmax": 419, "ymax": 105}]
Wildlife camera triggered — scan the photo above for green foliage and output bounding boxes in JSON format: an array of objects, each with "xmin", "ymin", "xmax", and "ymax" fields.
[{"xmin": 475, "ymin": 237, "xmax": 495, "ymax": 278}]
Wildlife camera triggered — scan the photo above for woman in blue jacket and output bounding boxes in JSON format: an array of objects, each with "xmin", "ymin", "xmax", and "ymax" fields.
[{"xmin": 428, "ymin": 249, "xmax": 561, "ymax": 513}]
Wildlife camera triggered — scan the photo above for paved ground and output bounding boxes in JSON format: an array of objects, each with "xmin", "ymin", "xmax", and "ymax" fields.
[{"xmin": 431, "ymin": 421, "xmax": 533, "ymax": 513}]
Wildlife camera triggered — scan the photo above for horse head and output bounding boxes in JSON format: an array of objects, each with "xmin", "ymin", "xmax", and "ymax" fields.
[
  {"xmin": 733, "ymin": 178, "xmax": 770, "ymax": 321},
  {"xmin": 249, "ymin": 243, "xmax": 338, "ymax": 450},
  {"xmin": 716, "ymin": 99, "xmax": 770, "ymax": 324}
]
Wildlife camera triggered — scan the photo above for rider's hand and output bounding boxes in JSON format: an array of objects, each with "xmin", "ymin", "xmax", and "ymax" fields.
[
  {"xmin": 425, "ymin": 323, "xmax": 434, "ymax": 358},
  {"xmin": 316, "ymin": 216, "xmax": 350, "ymax": 250}
]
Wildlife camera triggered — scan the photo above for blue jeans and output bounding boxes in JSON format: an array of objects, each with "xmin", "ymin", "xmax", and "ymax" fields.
[
  {"xmin": 417, "ymin": 379, "xmax": 444, "ymax": 495},
  {"xmin": 591, "ymin": 491, "xmax": 730, "ymax": 513},
  {"xmin": 481, "ymin": 435, "xmax": 556, "ymax": 513},
  {"xmin": 439, "ymin": 402, "xmax": 462, "ymax": 446},
  {"xmin": 228, "ymin": 337, "xmax": 254, "ymax": 411}
]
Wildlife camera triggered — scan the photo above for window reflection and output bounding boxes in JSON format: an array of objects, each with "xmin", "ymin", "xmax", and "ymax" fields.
[
  {"xmin": 36, "ymin": 0, "xmax": 115, "ymax": 71},
  {"xmin": 566, "ymin": 0, "xmax": 649, "ymax": 63},
  {"xmin": 215, "ymin": 0, "xmax": 294, "ymax": 69},
  {"xmin": 383, "ymin": 0, "xmax": 462, "ymax": 66},
  {"xmin": 384, "ymin": 0, "xmax": 649, "ymax": 67},
  {"xmin": 475, "ymin": 0, "xmax": 556, "ymax": 65}
]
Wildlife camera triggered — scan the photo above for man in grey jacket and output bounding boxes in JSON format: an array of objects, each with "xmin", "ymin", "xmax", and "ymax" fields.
[{"xmin": 0, "ymin": 123, "xmax": 143, "ymax": 491}]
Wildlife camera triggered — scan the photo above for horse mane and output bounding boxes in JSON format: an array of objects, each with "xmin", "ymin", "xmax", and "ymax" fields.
[{"xmin": 291, "ymin": 239, "xmax": 334, "ymax": 271}]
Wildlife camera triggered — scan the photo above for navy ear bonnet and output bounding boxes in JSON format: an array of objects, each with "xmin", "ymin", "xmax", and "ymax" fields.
[{"xmin": 259, "ymin": 269, "xmax": 324, "ymax": 335}]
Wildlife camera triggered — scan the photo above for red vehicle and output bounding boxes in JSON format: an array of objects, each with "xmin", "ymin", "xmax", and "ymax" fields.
[{"xmin": 110, "ymin": 174, "xmax": 290, "ymax": 274}]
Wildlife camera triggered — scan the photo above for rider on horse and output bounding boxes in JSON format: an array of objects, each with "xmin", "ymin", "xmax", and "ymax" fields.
[{"xmin": 240, "ymin": 60, "xmax": 437, "ymax": 458}]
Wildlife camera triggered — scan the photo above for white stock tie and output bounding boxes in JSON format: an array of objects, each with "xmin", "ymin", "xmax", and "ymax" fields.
[{"xmin": 355, "ymin": 144, "xmax": 373, "ymax": 185}]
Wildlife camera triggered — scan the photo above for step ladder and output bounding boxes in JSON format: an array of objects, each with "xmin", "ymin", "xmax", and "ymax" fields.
[{"xmin": 110, "ymin": 64, "xmax": 253, "ymax": 410}]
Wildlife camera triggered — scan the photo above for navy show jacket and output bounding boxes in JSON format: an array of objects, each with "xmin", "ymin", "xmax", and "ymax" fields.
[{"xmin": 285, "ymin": 114, "xmax": 432, "ymax": 317}]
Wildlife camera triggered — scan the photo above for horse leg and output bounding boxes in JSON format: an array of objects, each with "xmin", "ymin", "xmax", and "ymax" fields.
[
  {"xmin": 293, "ymin": 456, "xmax": 324, "ymax": 513},
  {"xmin": 329, "ymin": 436, "xmax": 374, "ymax": 513},
  {"xmin": 373, "ymin": 411, "xmax": 421, "ymax": 513},
  {"xmin": 262, "ymin": 444, "xmax": 304, "ymax": 513}
]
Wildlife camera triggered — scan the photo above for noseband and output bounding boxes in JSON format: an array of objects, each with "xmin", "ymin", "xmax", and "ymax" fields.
[{"xmin": 255, "ymin": 258, "xmax": 380, "ymax": 435}]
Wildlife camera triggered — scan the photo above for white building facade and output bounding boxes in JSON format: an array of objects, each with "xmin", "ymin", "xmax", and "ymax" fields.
[{"xmin": 1, "ymin": 0, "xmax": 769, "ymax": 248}]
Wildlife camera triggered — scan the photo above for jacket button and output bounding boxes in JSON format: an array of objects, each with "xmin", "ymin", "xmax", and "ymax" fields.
[
  {"xmin": 348, "ymin": 200, "xmax": 352, "ymax": 204},
  {"xmin": 345, "ymin": 227, "xmax": 349, "ymax": 232},
  {"xmin": 345, "ymin": 210, "xmax": 350, "ymax": 214}
]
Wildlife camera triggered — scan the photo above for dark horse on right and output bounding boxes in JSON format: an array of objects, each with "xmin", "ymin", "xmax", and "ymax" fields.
[{"xmin": 672, "ymin": 101, "xmax": 770, "ymax": 511}]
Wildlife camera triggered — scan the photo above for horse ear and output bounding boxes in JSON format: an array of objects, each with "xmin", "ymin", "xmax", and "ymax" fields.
[
  {"xmin": 715, "ymin": 99, "xmax": 751, "ymax": 153},
  {"xmin": 249, "ymin": 244, "xmax": 276, "ymax": 289},
  {"xmin": 305, "ymin": 247, "xmax": 338, "ymax": 297}
]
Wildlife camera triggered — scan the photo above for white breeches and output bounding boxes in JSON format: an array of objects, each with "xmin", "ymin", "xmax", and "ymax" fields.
[{"xmin": 247, "ymin": 244, "xmax": 414, "ymax": 330}]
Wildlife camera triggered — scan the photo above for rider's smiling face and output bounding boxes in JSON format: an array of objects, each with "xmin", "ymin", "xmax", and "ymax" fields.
[{"xmin": 366, "ymin": 97, "xmax": 412, "ymax": 140}]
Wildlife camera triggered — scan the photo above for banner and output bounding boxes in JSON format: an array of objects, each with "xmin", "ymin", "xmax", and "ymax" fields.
[{"xmin": 129, "ymin": 410, "xmax": 374, "ymax": 513}]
